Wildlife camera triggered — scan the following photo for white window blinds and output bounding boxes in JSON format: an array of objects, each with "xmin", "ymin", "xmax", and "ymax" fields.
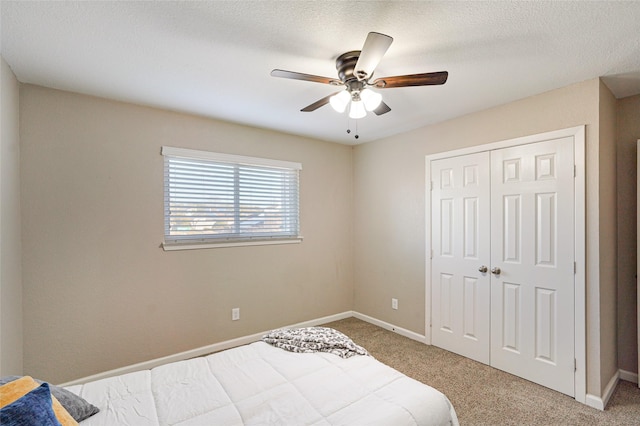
[{"xmin": 162, "ymin": 147, "xmax": 301, "ymax": 249}]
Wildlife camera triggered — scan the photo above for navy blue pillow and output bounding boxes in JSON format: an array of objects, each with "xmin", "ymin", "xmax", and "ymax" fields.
[{"xmin": 0, "ymin": 382, "xmax": 62, "ymax": 426}]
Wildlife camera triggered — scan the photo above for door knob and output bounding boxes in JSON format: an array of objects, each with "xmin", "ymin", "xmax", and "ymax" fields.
[
  {"xmin": 478, "ymin": 266, "xmax": 488, "ymax": 273},
  {"xmin": 491, "ymin": 267, "xmax": 501, "ymax": 275}
]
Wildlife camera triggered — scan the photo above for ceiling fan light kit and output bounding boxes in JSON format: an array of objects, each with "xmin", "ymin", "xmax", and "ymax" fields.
[
  {"xmin": 271, "ymin": 32, "xmax": 448, "ymax": 137},
  {"xmin": 329, "ymin": 88, "xmax": 379, "ymax": 119}
]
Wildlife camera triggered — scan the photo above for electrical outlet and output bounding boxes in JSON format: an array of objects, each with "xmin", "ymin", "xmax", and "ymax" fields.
[
  {"xmin": 232, "ymin": 308, "xmax": 240, "ymax": 321},
  {"xmin": 392, "ymin": 298, "xmax": 398, "ymax": 310}
]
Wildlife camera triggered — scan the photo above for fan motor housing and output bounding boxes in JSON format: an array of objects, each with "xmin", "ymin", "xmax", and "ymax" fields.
[{"xmin": 335, "ymin": 51, "xmax": 361, "ymax": 83}]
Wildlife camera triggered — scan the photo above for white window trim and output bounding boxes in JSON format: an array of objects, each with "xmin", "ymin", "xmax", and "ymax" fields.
[
  {"xmin": 161, "ymin": 146, "xmax": 303, "ymax": 251},
  {"xmin": 161, "ymin": 146, "xmax": 302, "ymax": 171},
  {"xmin": 161, "ymin": 237, "xmax": 303, "ymax": 251}
]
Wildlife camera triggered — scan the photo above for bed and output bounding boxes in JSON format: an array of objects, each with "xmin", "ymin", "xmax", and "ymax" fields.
[{"xmin": 61, "ymin": 327, "xmax": 458, "ymax": 425}]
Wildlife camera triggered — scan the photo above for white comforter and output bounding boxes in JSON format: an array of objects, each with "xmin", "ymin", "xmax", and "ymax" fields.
[{"xmin": 67, "ymin": 341, "xmax": 458, "ymax": 425}]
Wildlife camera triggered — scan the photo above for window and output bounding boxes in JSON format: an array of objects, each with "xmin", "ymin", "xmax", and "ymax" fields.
[{"xmin": 162, "ymin": 146, "xmax": 301, "ymax": 250}]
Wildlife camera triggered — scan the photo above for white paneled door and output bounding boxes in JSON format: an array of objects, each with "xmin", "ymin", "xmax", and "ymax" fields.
[
  {"xmin": 431, "ymin": 136, "xmax": 575, "ymax": 396},
  {"xmin": 490, "ymin": 137, "xmax": 575, "ymax": 396},
  {"xmin": 431, "ymin": 152, "xmax": 491, "ymax": 364}
]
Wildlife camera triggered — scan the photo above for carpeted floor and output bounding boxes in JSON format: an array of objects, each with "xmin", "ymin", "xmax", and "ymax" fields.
[{"xmin": 323, "ymin": 317, "xmax": 640, "ymax": 426}]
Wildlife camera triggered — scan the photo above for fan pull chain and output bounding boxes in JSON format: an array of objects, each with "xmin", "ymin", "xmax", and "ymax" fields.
[{"xmin": 345, "ymin": 118, "xmax": 359, "ymax": 140}]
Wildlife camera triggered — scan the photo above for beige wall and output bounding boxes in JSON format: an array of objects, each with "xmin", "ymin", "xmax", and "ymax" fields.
[
  {"xmin": 352, "ymin": 78, "xmax": 615, "ymax": 397},
  {"xmin": 616, "ymin": 94, "xmax": 640, "ymax": 375},
  {"xmin": 0, "ymin": 56, "xmax": 23, "ymax": 376},
  {"xmin": 598, "ymin": 81, "xmax": 618, "ymax": 389},
  {"xmin": 20, "ymin": 85, "xmax": 354, "ymax": 384}
]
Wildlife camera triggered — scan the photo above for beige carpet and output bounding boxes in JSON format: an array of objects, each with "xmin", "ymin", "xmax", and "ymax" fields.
[{"xmin": 323, "ymin": 317, "xmax": 640, "ymax": 426}]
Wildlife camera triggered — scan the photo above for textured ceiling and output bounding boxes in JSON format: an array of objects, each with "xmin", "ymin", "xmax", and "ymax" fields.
[{"xmin": 2, "ymin": 1, "xmax": 639, "ymax": 145}]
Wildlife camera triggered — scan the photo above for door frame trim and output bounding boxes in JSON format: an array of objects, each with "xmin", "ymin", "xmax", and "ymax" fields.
[{"xmin": 425, "ymin": 125, "xmax": 586, "ymax": 404}]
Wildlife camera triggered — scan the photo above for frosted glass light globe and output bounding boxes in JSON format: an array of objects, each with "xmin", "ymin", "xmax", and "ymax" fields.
[
  {"xmin": 330, "ymin": 90, "xmax": 350, "ymax": 113},
  {"xmin": 349, "ymin": 99, "xmax": 366, "ymax": 119},
  {"xmin": 360, "ymin": 88, "xmax": 382, "ymax": 111}
]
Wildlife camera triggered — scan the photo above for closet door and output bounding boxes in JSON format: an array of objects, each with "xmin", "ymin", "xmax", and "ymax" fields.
[
  {"xmin": 431, "ymin": 152, "xmax": 491, "ymax": 364},
  {"xmin": 489, "ymin": 137, "xmax": 575, "ymax": 396}
]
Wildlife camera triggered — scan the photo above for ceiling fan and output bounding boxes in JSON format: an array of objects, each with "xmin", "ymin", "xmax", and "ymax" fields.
[{"xmin": 271, "ymin": 32, "xmax": 448, "ymax": 119}]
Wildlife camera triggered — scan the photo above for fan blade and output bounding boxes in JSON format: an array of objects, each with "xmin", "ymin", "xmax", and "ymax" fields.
[
  {"xmin": 371, "ymin": 71, "xmax": 448, "ymax": 88},
  {"xmin": 354, "ymin": 32, "xmax": 393, "ymax": 81},
  {"xmin": 300, "ymin": 91, "xmax": 343, "ymax": 112},
  {"xmin": 271, "ymin": 69, "xmax": 342, "ymax": 85},
  {"xmin": 373, "ymin": 101, "xmax": 391, "ymax": 115}
]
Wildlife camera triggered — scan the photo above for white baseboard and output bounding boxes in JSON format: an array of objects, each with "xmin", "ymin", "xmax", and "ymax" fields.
[
  {"xmin": 586, "ymin": 368, "xmax": 639, "ymax": 410},
  {"xmin": 585, "ymin": 370, "xmax": 619, "ymax": 411},
  {"xmin": 585, "ymin": 394, "xmax": 605, "ymax": 411},
  {"xmin": 352, "ymin": 311, "xmax": 427, "ymax": 343},
  {"xmin": 619, "ymin": 369, "xmax": 639, "ymax": 384},
  {"xmin": 59, "ymin": 311, "xmax": 353, "ymax": 387}
]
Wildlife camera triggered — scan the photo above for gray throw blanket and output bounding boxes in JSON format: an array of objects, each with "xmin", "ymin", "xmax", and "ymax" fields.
[{"xmin": 262, "ymin": 327, "xmax": 369, "ymax": 359}]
